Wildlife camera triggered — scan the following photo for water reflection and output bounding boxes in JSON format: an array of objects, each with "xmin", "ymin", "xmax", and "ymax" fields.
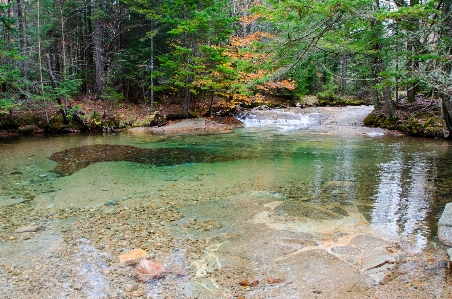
[{"xmin": 371, "ymin": 145, "xmax": 434, "ymax": 253}]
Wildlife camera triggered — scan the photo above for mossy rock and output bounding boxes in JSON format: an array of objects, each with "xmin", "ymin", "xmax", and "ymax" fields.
[
  {"xmin": 18, "ymin": 124, "xmax": 40, "ymax": 134},
  {"xmin": 363, "ymin": 114, "xmax": 380, "ymax": 126},
  {"xmin": 401, "ymin": 117, "xmax": 444, "ymax": 137},
  {"xmin": 402, "ymin": 117, "xmax": 423, "ymax": 135}
]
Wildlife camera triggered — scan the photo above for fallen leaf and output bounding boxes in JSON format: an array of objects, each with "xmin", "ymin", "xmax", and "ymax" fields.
[
  {"xmin": 267, "ymin": 277, "xmax": 284, "ymax": 284},
  {"xmin": 313, "ymin": 290, "xmax": 322, "ymax": 294},
  {"xmin": 238, "ymin": 279, "xmax": 250, "ymax": 286},
  {"xmin": 238, "ymin": 279, "xmax": 259, "ymax": 287}
]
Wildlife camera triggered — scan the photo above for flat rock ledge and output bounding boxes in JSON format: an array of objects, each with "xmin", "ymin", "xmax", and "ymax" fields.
[
  {"xmin": 438, "ymin": 203, "xmax": 452, "ymax": 247},
  {"xmin": 131, "ymin": 116, "xmax": 244, "ymax": 134}
]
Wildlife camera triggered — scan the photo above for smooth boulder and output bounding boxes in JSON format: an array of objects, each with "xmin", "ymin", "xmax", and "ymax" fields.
[{"xmin": 438, "ymin": 203, "xmax": 452, "ymax": 246}]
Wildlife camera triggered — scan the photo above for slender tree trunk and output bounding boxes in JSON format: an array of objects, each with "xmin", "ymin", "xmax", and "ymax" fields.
[
  {"xmin": 37, "ymin": 0, "xmax": 49, "ymax": 126},
  {"xmin": 383, "ymin": 86, "xmax": 396, "ymax": 119},
  {"xmin": 68, "ymin": 27, "xmax": 75, "ymax": 76},
  {"xmin": 441, "ymin": 98, "xmax": 452, "ymax": 139},
  {"xmin": 150, "ymin": 20, "xmax": 155, "ymax": 112},
  {"xmin": 183, "ymin": 85, "xmax": 190, "ymax": 117},
  {"xmin": 94, "ymin": 2, "xmax": 105, "ymax": 97},
  {"xmin": 370, "ymin": 32, "xmax": 382, "ymax": 106},
  {"xmin": 46, "ymin": 54, "xmax": 70, "ymax": 124},
  {"xmin": 439, "ymin": 1, "xmax": 452, "ymax": 137},
  {"xmin": 85, "ymin": 2, "xmax": 94, "ymax": 94},
  {"xmin": 58, "ymin": 0, "xmax": 67, "ymax": 79},
  {"xmin": 182, "ymin": 15, "xmax": 190, "ymax": 117},
  {"xmin": 341, "ymin": 54, "xmax": 347, "ymax": 93},
  {"xmin": 17, "ymin": 0, "xmax": 28, "ymax": 87},
  {"xmin": 243, "ymin": 0, "xmax": 249, "ymax": 38}
]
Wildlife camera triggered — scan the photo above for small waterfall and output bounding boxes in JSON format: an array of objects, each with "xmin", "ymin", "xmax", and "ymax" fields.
[{"xmin": 235, "ymin": 107, "xmax": 320, "ymax": 131}]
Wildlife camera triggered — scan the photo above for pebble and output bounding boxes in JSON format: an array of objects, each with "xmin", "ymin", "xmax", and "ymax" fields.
[
  {"xmin": 136, "ymin": 259, "xmax": 166, "ymax": 282},
  {"xmin": 14, "ymin": 225, "xmax": 41, "ymax": 233},
  {"xmin": 119, "ymin": 249, "xmax": 149, "ymax": 264}
]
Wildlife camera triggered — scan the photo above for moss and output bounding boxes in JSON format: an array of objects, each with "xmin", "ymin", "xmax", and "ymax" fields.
[
  {"xmin": 403, "ymin": 117, "xmax": 422, "ymax": 135},
  {"xmin": 18, "ymin": 125, "xmax": 39, "ymax": 134},
  {"xmin": 363, "ymin": 114, "xmax": 379, "ymax": 126},
  {"xmin": 317, "ymin": 92, "xmax": 368, "ymax": 106}
]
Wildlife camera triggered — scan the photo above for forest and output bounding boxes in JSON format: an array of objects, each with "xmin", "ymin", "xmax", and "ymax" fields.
[{"xmin": 1, "ymin": 0, "xmax": 452, "ymax": 136}]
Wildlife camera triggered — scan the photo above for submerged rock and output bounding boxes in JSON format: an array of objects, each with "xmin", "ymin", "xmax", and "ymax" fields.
[
  {"xmin": 136, "ymin": 259, "xmax": 166, "ymax": 282},
  {"xmin": 0, "ymin": 196, "xmax": 27, "ymax": 208},
  {"xmin": 118, "ymin": 248, "xmax": 149, "ymax": 264},
  {"xmin": 14, "ymin": 225, "xmax": 41, "ymax": 233},
  {"xmin": 49, "ymin": 144, "xmax": 242, "ymax": 176}
]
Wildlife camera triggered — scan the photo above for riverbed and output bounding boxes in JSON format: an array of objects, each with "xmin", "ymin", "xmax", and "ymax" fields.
[{"xmin": 1, "ymin": 106, "xmax": 451, "ymax": 298}]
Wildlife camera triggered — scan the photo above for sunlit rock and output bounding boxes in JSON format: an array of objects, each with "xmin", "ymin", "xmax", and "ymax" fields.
[{"xmin": 438, "ymin": 203, "xmax": 452, "ymax": 246}]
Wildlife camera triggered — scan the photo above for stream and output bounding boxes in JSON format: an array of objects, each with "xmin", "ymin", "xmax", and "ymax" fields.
[{"xmin": 1, "ymin": 107, "xmax": 452, "ymax": 298}]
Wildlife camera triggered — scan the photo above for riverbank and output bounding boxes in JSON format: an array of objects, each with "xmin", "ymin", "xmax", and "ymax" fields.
[
  {"xmin": 0, "ymin": 95, "xmax": 448, "ymax": 138},
  {"xmin": 133, "ymin": 105, "xmax": 390, "ymax": 137}
]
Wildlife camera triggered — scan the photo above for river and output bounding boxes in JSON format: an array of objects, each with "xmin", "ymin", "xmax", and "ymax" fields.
[{"xmin": 1, "ymin": 106, "xmax": 451, "ymax": 298}]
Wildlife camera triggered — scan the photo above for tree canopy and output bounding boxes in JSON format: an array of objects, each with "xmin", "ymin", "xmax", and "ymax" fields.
[{"xmin": 1, "ymin": 0, "xmax": 452, "ymax": 132}]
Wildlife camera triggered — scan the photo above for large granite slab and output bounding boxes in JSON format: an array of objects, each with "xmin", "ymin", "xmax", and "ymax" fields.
[{"xmin": 438, "ymin": 203, "xmax": 452, "ymax": 246}]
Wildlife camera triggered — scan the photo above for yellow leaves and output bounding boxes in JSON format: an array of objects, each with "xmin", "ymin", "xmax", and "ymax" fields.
[
  {"xmin": 230, "ymin": 32, "xmax": 275, "ymax": 48},
  {"xmin": 239, "ymin": 12, "xmax": 263, "ymax": 26},
  {"xmin": 259, "ymin": 79, "xmax": 296, "ymax": 92}
]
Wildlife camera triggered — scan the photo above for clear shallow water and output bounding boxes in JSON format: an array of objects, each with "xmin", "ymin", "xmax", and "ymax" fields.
[{"xmin": 1, "ymin": 128, "xmax": 451, "ymax": 255}]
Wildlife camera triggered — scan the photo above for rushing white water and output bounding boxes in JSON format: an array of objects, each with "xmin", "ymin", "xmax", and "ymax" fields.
[{"xmin": 235, "ymin": 107, "xmax": 320, "ymax": 131}]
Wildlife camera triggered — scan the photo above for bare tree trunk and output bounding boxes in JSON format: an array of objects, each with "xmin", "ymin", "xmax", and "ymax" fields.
[
  {"xmin": 94, "ymin": 2, "xmax": 105, "ymax": 97},
  {"xmin": 58, "ymin": 0, "xmax": 67, "ymax": 79},
  {"xmin": 441, "ymin": 98, "xmax": 452, "ymax": 139},
  {"xmin": 46, "ymin": 54, "xmax": 70, "ymax": 124},
  {"xmin": 150, "ymin": 20, "xmax": 155, "ymax": 112},
  {"xmin": 383, "ymin": 86, "xmax": 396, "ymax": 119},
  {"xmin": 17, "ymin": 0, "xmax": 28, "ymax": 88},
  {"xmin": 183, "ymin": 85, "xmax": 190, "ymax": 117},
  {"xmin": 37, "ymin": 0, "xmax": 49, "ymax": 126},
  {"xmin": 84, "ymin": 2, "xmax": 94, "ymax": 94},
  {"xmin": 243, "ymin": 0, "xmax": 249, "ymax": 38},
  {"xmin": 182, "ymin": 17, "xmax": 190, "ymax": 117},
  {"xmin": 341, "ymin": 54, "xmax": 347, "ymax": 93}
]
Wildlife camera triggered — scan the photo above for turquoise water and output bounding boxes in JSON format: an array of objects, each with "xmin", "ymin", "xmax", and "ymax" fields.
[{"xmin": 1, "ymin": 128, "xmax": 451, "ymax": 254}]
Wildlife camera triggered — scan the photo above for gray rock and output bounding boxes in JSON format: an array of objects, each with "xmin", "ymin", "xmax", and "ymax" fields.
[
  {"xmin": 447, "ymin": 248, "xmax": 452, "ymax": 269},
  {"xmin": 439, "ymin": 203, "xmax": 452, "ymax": 226},
  {"xmin": 350, "ymin": 235, "xmax": 387, "ymax": 250},
  {"xmin": 360, "ymin": 249, "xmax": 400, "ymax": 284},
  {"xmin": 0, "ymin": 196, "xmax": 27, "ymax": 208},
  {"xmin": 447, "ymin": 248, "xmax": 452, "ymax": 261},
  {"xmin": 438, "ymin": 203, "xmax": 452, "ymax": 246},
  {"xmin": 14, "ymin": 225, "xmax": 41, "ymax": 233},
  {"xmin": 360, "ymin": 249, "xmax": 398, "ymax": 271},
  {"xmin": 331, "ymin": 245, "xmax": 362, "ymax": 266}
]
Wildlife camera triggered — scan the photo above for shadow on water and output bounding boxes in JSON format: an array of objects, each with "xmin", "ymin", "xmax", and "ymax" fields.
[{"xmin": 49, "ymin": 144, "xmax": 242, "ymax": 176}]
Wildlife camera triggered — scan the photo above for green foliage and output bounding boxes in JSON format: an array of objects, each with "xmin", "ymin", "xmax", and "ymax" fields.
[
  {"xmin": 90, "ymin": 111, "xmax": 102, "ymax": 127},
  {"xmin": 317, "ymin": 84, "xmax": 341, "ymax": 102},
  {"xmin": 290, "ymin": 59, "xmax": 319, "ymax": 95},
  {"xmin": 53, "ymin": 79, "xmax": 82, "ymax": 99}
]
